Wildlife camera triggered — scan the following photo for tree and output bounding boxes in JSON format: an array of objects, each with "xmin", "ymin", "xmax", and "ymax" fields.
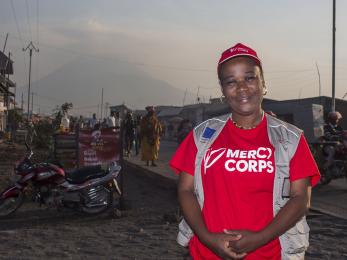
[{"xmin": 8, "ymin": 109, "xmax": 23, "ymax": 127}]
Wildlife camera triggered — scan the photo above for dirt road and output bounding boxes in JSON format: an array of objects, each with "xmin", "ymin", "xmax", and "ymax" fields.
[{"xmin": 0, "ymin": 165, "xmax": 188, "ymax": 260}]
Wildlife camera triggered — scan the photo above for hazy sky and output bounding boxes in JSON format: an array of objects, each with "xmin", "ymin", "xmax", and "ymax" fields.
[{"xmin": 1, "ymin": 0, "xmax": 347, "ymax": 116}]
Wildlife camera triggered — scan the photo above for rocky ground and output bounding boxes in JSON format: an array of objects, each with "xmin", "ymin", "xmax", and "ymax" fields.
[{"xmin": 0, "ymin": 142, "xmax": 347, "ymax": 259}]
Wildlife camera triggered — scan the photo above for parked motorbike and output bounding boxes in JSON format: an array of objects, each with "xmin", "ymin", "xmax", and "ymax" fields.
[
  {"xmin": 312, "ymin": 138, "xmax": 347, "ymax": 185},
  {"xmin": 0, "ymin": 142, "xmax": 122, "ymax": 217}
]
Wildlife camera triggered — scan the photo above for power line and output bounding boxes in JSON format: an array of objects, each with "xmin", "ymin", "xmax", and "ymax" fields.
[
  {"xmin": 25, "ymin": 0, "xmax": 33, "ymax": 41},
  {"xmin": 35, "ymin": 0, "xmax": 40, "ymax": 100},
  {"xmin": 9, "ymin": 0, "xmax": 28, "ymax": 82},
  {"xmin": 9, "ymin": 0, "xmax": 24, "ymax": 45},
  {"xmin": 36, "ymin": 0, "xmax": 39, "ymax": 45}
]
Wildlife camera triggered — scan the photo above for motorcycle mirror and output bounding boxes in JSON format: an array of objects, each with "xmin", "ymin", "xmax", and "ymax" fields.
[{"xmin": 25, "ymin": 141, "xmax": 30, "ymax": 151}]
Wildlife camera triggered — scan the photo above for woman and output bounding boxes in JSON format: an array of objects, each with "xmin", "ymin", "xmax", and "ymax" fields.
[
  {"xmin": 140, "ymin": 106, "xmax": 162, "ymax": 166},
  {"xmin": 170, "ymin": 43, "xmax": 320, "ymax": 260}
]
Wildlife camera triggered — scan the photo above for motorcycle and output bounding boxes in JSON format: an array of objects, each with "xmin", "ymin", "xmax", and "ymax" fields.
[
  {"xmin": 0, "ymin": 142, "xmax": 122, "ymax": 217},
  {"xmin": 311, "ymin": 138, "xmax": 347, "ymax": 185}
]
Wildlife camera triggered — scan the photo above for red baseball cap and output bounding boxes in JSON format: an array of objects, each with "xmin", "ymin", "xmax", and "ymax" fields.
[{"xmin": 217, "ymin": 43, "xmax": 262, "ymax": 73}]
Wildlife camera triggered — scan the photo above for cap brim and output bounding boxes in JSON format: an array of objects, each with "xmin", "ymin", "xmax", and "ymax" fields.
[{"xmin": 218, "ymin": 53, "xmax": 261, "ymax": 67}]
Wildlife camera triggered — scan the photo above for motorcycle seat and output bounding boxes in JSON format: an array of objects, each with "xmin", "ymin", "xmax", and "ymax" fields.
[{"xmin": 65, "ymin": 165, "xmax": 108, "ymax": 184}]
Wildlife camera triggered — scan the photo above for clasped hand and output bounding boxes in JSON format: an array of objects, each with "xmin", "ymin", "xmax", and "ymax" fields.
[
  {"xmin": 204, "ymin": 231, "xmax": 245, "ymax": 260},
  {"xmin": 224, "ymin": 229, "xmax": 264, "ymax": 255},
  {"xmin": 204, "ymin": 229, "xmax": 264, "ymax": 259}
]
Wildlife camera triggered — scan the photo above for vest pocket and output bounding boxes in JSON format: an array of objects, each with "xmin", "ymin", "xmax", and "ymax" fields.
[
  {"xmin": 276, "ymin": 164, "xmax": 290, "ymax": 208},
  {"xmin": 177, "ymin": 219, "xmax": 194, "ymax": 247},
  {"xmin": 283, "ymin": 219, "xmax": 310, "ymax": 254},
  {"xmin": 287, "ymin": 219, "xmax": 310, "ymax": 234},
  {"xmin": 281, "ymin": 177, "xmax": 290, "ymax": 198}
]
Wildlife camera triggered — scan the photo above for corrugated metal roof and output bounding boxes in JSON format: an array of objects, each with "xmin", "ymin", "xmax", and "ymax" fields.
[{"xmin": 157, "ymin": 107, "xmax": 183, "ymax": 117}]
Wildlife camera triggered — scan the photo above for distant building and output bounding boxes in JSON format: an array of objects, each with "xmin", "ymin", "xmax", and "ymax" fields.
[
  {"xmin": 0, "ymin": 51, "xmax": 15, "ymax": 131},
  {"xmin": 262, "ymin": 96, "xmax": 347, "ymax": 142},
  {"xmin": 132, "ymin": 109, "xmax": 147, "ymax": 118},
  {"xmin": 157, "ymin": 106, "xmax": 183, "ymax": 139},
  {"xmin": 109, "ymin": 104, "xmax": 131, "ymax": 119}
]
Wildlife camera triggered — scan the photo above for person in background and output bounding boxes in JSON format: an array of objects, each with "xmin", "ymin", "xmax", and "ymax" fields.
[
  {"xmin": 324, "ymin": 111, "xmax": 343, "ymax": 141},
  {"xmin": 160, "ymin": 121, "xmax": 166, "ymax": 139},
  {"xmin": 170, "ymin": 43, "xmax": 320, "ymax": 259},
  {"xmin": 167, "ymin": 123, "xmax": 174, "ymax": 139},
  {"xmin": 78, "ymin": 115, "xmax": 84, "ymax": 129},
  {"xmin": 135, "ymin": 115, "xmax": 142, "ymax": 155},
  {"xmin": 70, "ymin": 116, "xmax": 77, "ymax": 133},
  {"xmin": 115, "ymin": 112, "xmax": 122, "ymax": 128},
  {"xmin": 177, "ymin": 119, "xmax": 193, "ymax": 144},
  {"xmin": 140, "ymin": 106, "xmax": 162, "ymax": 166},
  {"xmin": 60, "ymin": 113, "xmax": 70, "ymax": 133},
  {"xmin": 107, "ymin": 111, "xmax": 116, "ymax": 127},
  {"xmin": 89, "ymin": 113, "xmax": 98, "ymax": 129},
  {"xmin": 10, "ymin": 116, "xmax": 19, "ymax": 142},
  {"xmin": 323, "ymin": 111, "xmax": 344, "ymax": 169},
  {"xmin": 124, "ymin": 111, "xmax": 136, "ymax": 156},
  {"xmin": 101, "ymin": 118, "xmax": 108, "ymax": 128}
]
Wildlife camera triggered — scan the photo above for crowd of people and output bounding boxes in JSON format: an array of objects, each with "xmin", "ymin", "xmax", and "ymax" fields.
[{"xmin": 67, "ymin": 107, "xmax": 166, "ymax": 167}]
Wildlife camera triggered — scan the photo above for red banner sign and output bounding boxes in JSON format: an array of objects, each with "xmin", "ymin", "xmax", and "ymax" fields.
[{"xmin": 78, "ymin": 128, "xmax": 121, "ymax": 167}]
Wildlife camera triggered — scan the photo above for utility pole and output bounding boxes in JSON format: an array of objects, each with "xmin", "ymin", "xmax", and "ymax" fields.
[
  {"xmin": 6, "ymin": 52, "xmax": 11, "ymax": 109},
  {"xmin": 105, "ymin": 102, "xmax": 110, "ymax": 117},
  {"xmin": 332, "ymin": 0, "xmax": 336, "ymax": 112},
  {"xmin": 14, "ymin": 83, "xmax": 16, "ymax": 109},
  {"xmin": 21, "ymin": 93, "xmax": 24, "ymax": 111},
  {"xmin": 315, "ymin": 62, "xmax": 322, "ymax": 97},
  {"xmin": 31, "ymin": 92, "xmax": 34, "ymax": 116},
  {"xmin": 23, "ymin": 41, "xmax": 39, "ymax": 121},
  {"xmin": 5, "ymin": 51, "xmax": 11, "ymax": 129},
  {"xmin": 100, "ymin": 88, "xmax": 104, "ymax": 120}
]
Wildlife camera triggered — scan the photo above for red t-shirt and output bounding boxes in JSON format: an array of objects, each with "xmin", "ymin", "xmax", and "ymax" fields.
[{"xmin": 170, "ymin": 116, "xmax": 320, "ymax": 260}]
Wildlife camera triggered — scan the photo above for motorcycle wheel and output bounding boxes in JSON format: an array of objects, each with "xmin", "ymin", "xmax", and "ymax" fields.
[
  {"xmin": 80, "ymin": 185, "xmax": 113, "ymax": 215},
  {"xmin": 0, "ymin": 192, "xmax": 24, "ymax": 218}
]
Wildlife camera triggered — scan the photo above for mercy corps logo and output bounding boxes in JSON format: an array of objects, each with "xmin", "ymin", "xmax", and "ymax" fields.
[{"xmin": 203, "ymin": 147, "xmax": 274, "ymax": 174}]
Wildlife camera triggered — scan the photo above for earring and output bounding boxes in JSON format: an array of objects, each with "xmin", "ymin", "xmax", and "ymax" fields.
[
  {"xmin": 263, "ymin": 87, "xmax": 267, "ymax": 96},
  {"xmin": 220, "ymin": 95, "xmax": 225, "ymax": 103}
]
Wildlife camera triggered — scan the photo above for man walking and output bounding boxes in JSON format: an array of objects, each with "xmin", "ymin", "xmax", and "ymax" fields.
[{"xmin": 140, "ymin": 106, "xmax": 162, "ymax": 166}]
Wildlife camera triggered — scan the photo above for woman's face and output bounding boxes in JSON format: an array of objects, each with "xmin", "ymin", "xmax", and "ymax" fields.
[{"xmin": 219, "ymin": 56, "xmax": 264, "ymax": 117}]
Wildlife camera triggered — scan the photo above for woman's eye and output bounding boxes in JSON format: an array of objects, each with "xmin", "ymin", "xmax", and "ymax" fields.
[
  {"xmin": 245, "ymin": 76, "xmax": 256, "ymax": 82},
  {"xmin": 226, "ymin": 80, "xmax": 237, "ymax": 87}
]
